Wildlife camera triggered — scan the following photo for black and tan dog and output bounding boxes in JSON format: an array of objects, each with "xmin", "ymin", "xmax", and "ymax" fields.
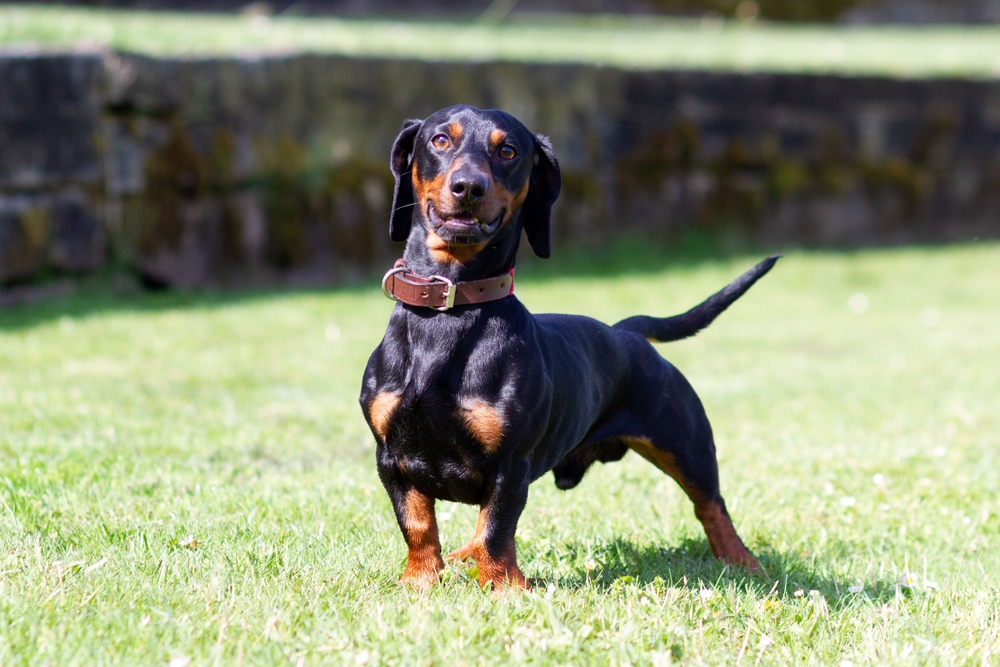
[{"xmin": 360, "ymin": 104, "xmax": 777, "ymax": 591}]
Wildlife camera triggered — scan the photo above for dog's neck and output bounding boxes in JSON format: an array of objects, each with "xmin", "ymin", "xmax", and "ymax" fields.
[{"xmin": 401, "ymin": 214, "xmax": 523, "ymax": 282}]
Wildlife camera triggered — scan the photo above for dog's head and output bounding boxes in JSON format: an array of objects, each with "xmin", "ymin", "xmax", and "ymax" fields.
[{"xmin": 388, "ymin": 105, "xmax": 561, "ymax": 272}]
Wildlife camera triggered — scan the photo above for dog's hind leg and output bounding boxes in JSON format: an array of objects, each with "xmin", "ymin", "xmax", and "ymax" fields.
[
  {"xmin": 613, "ymin": 335, "xmax": 761, "ymax": 573},
  {"xmin": 692, "ymin": 497, "xmax": 760, "ymax": 573},
  {"xmin": 626, "ymin": 435, "xmax": 760, "ymax": 573}
]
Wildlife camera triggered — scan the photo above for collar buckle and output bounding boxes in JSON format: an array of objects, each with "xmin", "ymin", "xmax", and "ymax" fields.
[{"xmin": 428, "ymin": 275, "xmax": 456, "ymax": 311}]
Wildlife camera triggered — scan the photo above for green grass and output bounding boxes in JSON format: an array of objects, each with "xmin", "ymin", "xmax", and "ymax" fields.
[
  {"xmin": 3, "ymin": 4, "xmax": 1000, "ymax": 78},
  {"xmin": 1, "ymin": 243, "xmax": 999, "ymax": 665}
]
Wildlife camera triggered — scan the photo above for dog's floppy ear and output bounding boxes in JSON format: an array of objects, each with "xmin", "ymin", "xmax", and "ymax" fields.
[
  {"xmin": 389, "ymin": 118, "xmax": 423, "ymax": 242},
  {"xmin": 522, "ymin": 133, "xmax": 561, "ymax": 258}
]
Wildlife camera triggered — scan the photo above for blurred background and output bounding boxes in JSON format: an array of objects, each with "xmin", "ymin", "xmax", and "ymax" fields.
[
  {"xmin": 9, "ymin": 1, "xmax": 1000, "ymax": 23},
  {"xmin": 2, "ymin": 0, "xmax": 1000, "ymax": 293}
]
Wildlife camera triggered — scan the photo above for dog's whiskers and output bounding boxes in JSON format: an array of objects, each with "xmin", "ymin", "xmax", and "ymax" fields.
[{"xmin": 379, "ymin": 202, "xmax": 418, "ymax": 222}]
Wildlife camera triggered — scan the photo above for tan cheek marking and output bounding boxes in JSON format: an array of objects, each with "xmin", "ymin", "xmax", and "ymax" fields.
[
  {"xmin": 478, "ymin": 162, "xmax": 529, "ymax": 228},
  {"xmin": 459, "ymin": 399, "xmax": 504, "ymax": 453},
  {"xmin": 501, "ymin": 177, "xmax": 531, "ymax": 225},
  {"xmin": 369, "ymin": 391, "xmax": 401, "ymax": 439},
  {"xmin": 412, "ymin": 165, "xmax": 446, "ymax": 216}
]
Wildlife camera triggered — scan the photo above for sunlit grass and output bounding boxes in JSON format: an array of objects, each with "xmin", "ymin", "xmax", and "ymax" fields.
[
  {"xmin": 2, "ymin": 4, "xmax": 1000, "ymax": 78},
  {"xmin": 1, "ymin": 243, "xmax": 999, "ymax": 665}
]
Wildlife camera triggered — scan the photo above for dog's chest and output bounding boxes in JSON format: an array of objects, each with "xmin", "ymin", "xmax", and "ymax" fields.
[
  {"xmin": 373, "ymin": 341, "xmax": 521, "ymax": 498},
  {"xmin": 362, "ymin": 305, "xmax": 545, "ymax": 500},
  {"xmin": 377, "ymin": 386, "xmax": 505, "ymax": 503}
]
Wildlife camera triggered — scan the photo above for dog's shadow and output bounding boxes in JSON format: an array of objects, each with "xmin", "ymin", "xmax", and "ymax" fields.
[{"xmin": 536, "ymin": 536, "xmax": 900, "ymax": 607}]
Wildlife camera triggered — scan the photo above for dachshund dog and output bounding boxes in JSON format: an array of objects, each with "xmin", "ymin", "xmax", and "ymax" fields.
[{"xmin": 360, "ymin": 104, "xmax": 777, "ymax": 591}]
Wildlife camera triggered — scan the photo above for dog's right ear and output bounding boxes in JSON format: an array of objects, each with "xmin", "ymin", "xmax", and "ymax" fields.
[{"xmin": 389, "ymin": 118, "xmax": 423, "ymax": 242}]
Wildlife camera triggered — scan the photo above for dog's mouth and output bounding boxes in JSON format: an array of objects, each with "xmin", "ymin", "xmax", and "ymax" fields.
[{"xmin": 427, "ymin": 203, "xmax": 503, "ymax": 244}]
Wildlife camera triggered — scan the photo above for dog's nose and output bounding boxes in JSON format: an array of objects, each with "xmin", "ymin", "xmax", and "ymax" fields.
[{"xmin": 449, "ymin": 168, "xmax": 488, "ymax": 204}]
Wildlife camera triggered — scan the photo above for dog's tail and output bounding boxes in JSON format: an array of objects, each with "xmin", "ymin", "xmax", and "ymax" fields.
[{"xmin": 613, "ymin": 255, "xmax": 780, "ymax": 343}]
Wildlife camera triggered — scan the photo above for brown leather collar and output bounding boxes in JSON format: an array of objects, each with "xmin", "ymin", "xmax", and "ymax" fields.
[{"xmin": 381, "ymin": 260, "xmax": 514, "ymax": 311}]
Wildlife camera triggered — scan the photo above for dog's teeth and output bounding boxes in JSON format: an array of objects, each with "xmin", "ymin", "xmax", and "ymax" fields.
[{"xmin": 472, "ymin": 218, "xmax": 479, "ymax": 223}]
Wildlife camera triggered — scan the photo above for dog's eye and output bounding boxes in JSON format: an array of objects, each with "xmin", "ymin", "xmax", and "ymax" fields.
[
  {"xmin": 431, "ymin": 134, "xmax": 450, "ymax": 149},
  {"xmin": 499, "ymin": 145, "xmax": 517, "ymax": 160}
]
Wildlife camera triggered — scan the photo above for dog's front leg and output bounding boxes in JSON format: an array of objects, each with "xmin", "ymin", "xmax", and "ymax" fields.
[
  {"xmin": 449, "ymin": 459, "xmax": 532, "ymax": 591},
  {"xmin": 381, "ymin": 471, "xmax": 445, "ymax": 592}
]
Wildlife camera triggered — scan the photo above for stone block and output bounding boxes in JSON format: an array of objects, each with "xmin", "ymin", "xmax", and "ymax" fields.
[
  {"xmin": 0, "ymin": 195, "xmax": 45, "ymax": 284},
  {"xmin": 0, "ymin": 54, "xmax": 104, "ymax": 189},
  {"xmin": 48, "ymin": 192, "xmax": 107, "ymax": 272},
  {"xmin": 0, "ymin": 191, "xmax": 105, "ymax": 283},
  {"xmin": 125, "ymin": 196, "xmax": 228, "ymax": 289}
]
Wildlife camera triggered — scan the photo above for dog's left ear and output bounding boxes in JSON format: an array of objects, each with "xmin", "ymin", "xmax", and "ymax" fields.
[
  {"xmin": 522, "ymin": 133, "xmax": 561, "ymax": 258},
  {"xmin": 389, "ymin": 118, "xmax": 423, "ymax": 242}
]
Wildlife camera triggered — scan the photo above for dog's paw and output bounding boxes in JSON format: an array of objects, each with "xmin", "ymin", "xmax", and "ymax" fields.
[
  {"xmin": 399, "ymin": 554, "xmax": 445, "ymax": 593},
  {"xmin": 398, "ymin": 570, "xmax": 440, "ymax": 593},
  {"xmin": 479, "ymin": 566, "xmax": 531, "ymax": 593},
  {"xmin": 445, "ymin": 542, "xmax": 477, "ymax": 562},
  {"xmin": 742, "ymin": 556, "xmax": 765, "ymax": 576}
]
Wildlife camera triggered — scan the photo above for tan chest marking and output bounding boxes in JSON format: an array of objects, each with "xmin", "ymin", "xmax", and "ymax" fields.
[
  {"xmin": 369, "ymin": 391, "xmax": 401, "ymax": 439},
  {"xmin": 459, "ymin": 399, "xmax": 505, "ymax": 453}
]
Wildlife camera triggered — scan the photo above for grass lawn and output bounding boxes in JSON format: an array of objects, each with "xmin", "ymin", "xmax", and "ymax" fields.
[
  {"xmin": 1, "ymin": 243, "xmax": 999, "ymax": 665},
  {"xmin": 3, "ymin": 4, "xmax": 1000, "ymax": 78}
]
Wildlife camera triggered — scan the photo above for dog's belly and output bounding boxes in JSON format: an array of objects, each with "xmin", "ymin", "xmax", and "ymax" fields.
[{"xmin": 393, "ymin": 448, "xmax": 488, "ymax": 504}]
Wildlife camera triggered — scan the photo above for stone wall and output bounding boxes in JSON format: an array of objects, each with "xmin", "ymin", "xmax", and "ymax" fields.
[
  {"xmin": 8, "ymin": 1, "xmax": 862, "ymax": 21},
  {"xmin": 2, "ymin": 51, "xmax": 1000, "ymax": 287},
  {"xmin": 0, "ymin": 54, "xmax": 106, "ymax": 284},
  {"xmin": 13, "ymin": 1, "xmax": 1000, "ymax": 23}
]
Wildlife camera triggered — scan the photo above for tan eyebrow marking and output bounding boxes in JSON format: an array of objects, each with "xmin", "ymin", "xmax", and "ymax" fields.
[{"xmin": 489, "ymin": 129, "xmax": 506, "ymax": 150}]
